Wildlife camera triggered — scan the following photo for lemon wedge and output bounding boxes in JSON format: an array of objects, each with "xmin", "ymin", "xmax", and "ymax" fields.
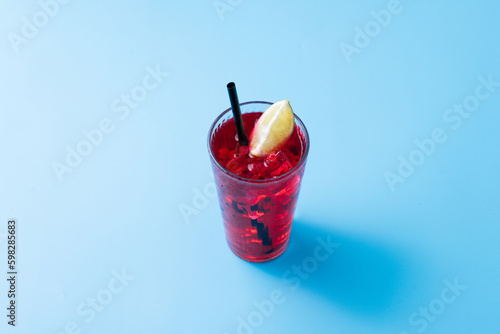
[{"xmin": 249, "ymin": 100, "xmax": 295, "ymax": 157}]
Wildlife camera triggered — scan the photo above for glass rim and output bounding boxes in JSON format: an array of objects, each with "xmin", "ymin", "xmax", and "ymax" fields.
[{"xmin": 207, "ymin": 101, "xmax": 310, "ymax": 183}]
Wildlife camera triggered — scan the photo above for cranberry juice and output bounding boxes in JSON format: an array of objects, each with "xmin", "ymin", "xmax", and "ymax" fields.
[{"xmin": 209, "ymin": 109, "xmax": 308, "ymax": 262}]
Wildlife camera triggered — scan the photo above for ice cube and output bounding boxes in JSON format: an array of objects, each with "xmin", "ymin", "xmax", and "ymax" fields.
[{"xmin": 269, "ymin": 151, "xmax": 293, "ymax": 177}]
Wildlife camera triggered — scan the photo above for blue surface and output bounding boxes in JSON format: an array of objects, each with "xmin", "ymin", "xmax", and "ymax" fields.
[{"xmin": 1, "ymin": 1, "xmax": 499, "ymax": 333}]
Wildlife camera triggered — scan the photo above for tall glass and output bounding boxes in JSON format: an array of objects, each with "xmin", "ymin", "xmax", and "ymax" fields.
[{"xmin": 207, "ymin": 101, "xmax": 310, "ymax": 262}]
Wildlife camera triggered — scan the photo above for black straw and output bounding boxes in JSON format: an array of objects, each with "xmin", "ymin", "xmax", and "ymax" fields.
[{"xmin": 227, "ymin": 82, "xmax": 248, "ymax": 146}]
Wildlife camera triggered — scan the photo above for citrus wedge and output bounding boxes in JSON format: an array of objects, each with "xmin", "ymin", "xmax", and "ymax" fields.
[{"xmin": 249, "ymin": 100, "xmax": 295, "ymax": 157}]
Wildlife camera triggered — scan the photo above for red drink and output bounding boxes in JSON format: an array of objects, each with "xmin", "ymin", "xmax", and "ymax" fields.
[{"xmin": 208, "ymin": 102, "xmax": 309, "ymax": 262}]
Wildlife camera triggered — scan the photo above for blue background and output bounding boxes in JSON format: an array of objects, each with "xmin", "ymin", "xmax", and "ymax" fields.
[{"xmin": 1, "ymin": 1, "xmax": 499, "ymax": 333}]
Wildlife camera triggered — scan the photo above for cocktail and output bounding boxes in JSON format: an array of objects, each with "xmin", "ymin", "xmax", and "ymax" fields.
[{"xmin": 207, "ymin": 84, "xmax": 309, "ymax": 262}]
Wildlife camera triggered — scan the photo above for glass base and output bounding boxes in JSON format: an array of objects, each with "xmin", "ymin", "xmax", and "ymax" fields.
[{"xmin": 228, "ymin": 238, "xmax": 290, "ymax": 262}]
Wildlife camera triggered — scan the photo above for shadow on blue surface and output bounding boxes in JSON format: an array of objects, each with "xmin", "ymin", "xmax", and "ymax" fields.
[{"xmin": 251, "ymin": 220, "xmax": 418, "ymax": 318}]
